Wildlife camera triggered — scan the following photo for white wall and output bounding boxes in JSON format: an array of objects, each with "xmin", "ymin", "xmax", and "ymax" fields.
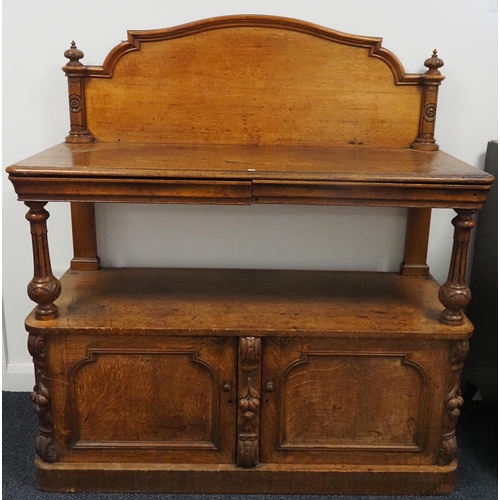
[{"xmin": 3, "ymin": 1, "xmax": 497, "ymax": 390}]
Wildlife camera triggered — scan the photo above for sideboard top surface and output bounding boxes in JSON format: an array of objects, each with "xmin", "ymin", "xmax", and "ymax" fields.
[
  {"xmin": 8, "ymin": 143, "xmax": 493, "ymax": 208},
  {"xmin": 7, "ymin": 143, "xmax": 493, "ymax": 185}
]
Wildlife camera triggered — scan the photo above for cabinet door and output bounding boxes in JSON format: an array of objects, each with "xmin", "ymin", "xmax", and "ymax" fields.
[
  {"xmin": 261, "ymin": 337, "xmax": 447, "ymax": 466},
  {"xmin": 50, "ymin": 335, "xmax": 237, "ymax": 464}
]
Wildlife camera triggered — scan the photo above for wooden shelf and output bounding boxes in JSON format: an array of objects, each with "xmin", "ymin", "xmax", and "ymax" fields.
[{"xmin": 26, "ymin": 268, "xmax": 472, "ymax": 338}]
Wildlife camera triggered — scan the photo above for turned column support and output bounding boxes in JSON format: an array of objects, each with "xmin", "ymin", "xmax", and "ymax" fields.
[
  {"xmin": 438, "ymin": 209, "xmax": 476, "ymax": 326},
  {"xmin": 25, "ymin": 202, "xmax": 61, "ymax": 320}
]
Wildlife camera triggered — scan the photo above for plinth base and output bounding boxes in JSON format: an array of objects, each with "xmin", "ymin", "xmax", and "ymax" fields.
[{"xmin": 36, "ymin": 458, "xmax": 457, "ymax": 495}]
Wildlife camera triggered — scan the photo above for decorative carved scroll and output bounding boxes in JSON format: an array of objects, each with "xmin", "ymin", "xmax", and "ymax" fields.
[
  {"xmin": 438, "ymin": 210, "xmax": 476, "ymax": 325},
  {"xmin": 25, "ymin": 202, "xmax": 61, "ymax": 320},
  {"xmin": 28, "ymin": 334, "xmax": 58, "ymax": 462},
  {"xmin": 412, "ymin": 50, "xmax": 445, "ymax": 151},
  {"xmin": 63, "ymin": 42, "xmax": 94, "ymax": 143},
  {"xmin": 438, "ymin": 339, "xmax": 469, "ymax": 466},
  {"xmin": 237, "ymin": 337, "xmax": 262, "ymax": 468}
]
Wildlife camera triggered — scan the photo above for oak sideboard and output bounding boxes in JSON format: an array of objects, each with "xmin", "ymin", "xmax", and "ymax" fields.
[{"xmin": 6, "ymin": 15, "xmax": 494, "ymax": 495}]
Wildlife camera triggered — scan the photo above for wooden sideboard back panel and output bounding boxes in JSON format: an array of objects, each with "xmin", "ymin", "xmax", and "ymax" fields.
[{"xmin": 65, "ymin": 16, "xmax": 428, "ymax": 148}]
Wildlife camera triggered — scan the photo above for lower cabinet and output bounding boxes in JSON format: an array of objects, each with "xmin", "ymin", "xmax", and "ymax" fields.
[{"xmin": 34, "ymin": 332, "xmax": 464, "ymax": 493}]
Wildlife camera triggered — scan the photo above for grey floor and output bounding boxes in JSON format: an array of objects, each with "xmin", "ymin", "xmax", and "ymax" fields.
[{"xmin": 3, "ymin": 392, "xmax": 497, "ymax": 499}]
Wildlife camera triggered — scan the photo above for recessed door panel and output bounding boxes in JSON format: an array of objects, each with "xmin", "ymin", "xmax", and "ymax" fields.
[
  {"xmin": 261, "ymin": 337, "xmax": 445, "ymax": 465},
  {"xmin": 55, "ymin": 336, "xmax": 237, "ymax": 463}
]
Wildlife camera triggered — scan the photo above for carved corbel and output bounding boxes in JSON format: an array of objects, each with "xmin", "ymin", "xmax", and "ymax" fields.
[
  {"xmin": 412, "ymin": 50, "xmax": 445, "ymax": 151},
  {"xmin": 237, "ymin": 337, "xmax": 262, "ymax": 468},
  {"xmin": 437, "ymin": 339, "xmax": 469, "ymax": 466},
  {"xmin": 28, "ymin": 334, "xmax": 58, "ymax": 462}
]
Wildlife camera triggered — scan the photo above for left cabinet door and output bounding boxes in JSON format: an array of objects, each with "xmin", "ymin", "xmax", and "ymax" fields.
[{"xmin": 47, "ymin": 335, "xmax": 237, "ymax": 464}]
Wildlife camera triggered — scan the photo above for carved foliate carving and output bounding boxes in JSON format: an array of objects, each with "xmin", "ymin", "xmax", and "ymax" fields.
[
  {"xmin": 451, "ymin": 339, "xmax": 469, "ymax": 365},
  {"xmin": 27, "ymin": 280, "xmax": 62, "ymax": 309},
  {"xmin": 438, "ymin": 285, "xmax": 471, "ymax": 324},
  {"xmin": 437, "ymin": 339, "xmax": 468, "ymax": 466},
  {"xmin": 237, "ymin": 378, "xmax": 261, "ymax": 467},
  {"xmin": 28, "ymin": 334, "xmax": 58, "ymax": 462},
  {"xmin": 238, "ymin": 336, "xmax": 262, "ymax": 366},
  {"xmin": 237, "ymin": 337, "xmax": 262, "ymax": 468}
]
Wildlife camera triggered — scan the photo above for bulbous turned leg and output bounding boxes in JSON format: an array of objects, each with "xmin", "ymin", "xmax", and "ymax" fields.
[
  {"xmin": 25, "ymin": 202, "xmax": 61, "ymax": 320},
  {"xmin": 438, "ymin": 209, "xmax": 476, "ymax": 326}
]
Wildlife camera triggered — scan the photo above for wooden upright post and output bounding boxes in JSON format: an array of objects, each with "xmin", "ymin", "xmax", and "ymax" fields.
[
  {"xmin": 70, "ymin": 202, "xmax": 101, "ymax": 271},
  {"xmin": 400, "ymin": 208, "xmax": 432, "ymax": 276},
  {"xmin": 63, "ymin": 41, "xmax": 94, "ymax": 143},
  {"xmin": 412, "ymin": 50, "xmax": 445, "ymax": 151}
]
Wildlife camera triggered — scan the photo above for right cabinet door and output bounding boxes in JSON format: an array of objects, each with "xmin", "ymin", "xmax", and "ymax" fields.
[{"xmin": 260, "ymin": 337, "xmax": 451, "ymax": 466}]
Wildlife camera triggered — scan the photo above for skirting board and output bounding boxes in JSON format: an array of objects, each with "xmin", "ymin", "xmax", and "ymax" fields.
[{"xmin": 3, "ymin": 363, "xmax": 34, "ymax": 391}]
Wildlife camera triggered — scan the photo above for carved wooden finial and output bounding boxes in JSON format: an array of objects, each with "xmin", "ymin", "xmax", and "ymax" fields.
[
  {"xmin": 64, "ymin": 41, "xmax": 84, "ymax": 66},
  {"xmin": 424, "ymin": 49, "xmax": 444, "ymax": 75}
]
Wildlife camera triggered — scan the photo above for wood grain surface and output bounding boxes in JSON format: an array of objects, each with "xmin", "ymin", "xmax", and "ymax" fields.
[
  {"xmin": 25, "ymin": 268, "xmax": 473, "ymax": 338},
  {"xmin": 7, "ymin": 144, "xmax": 493, "ymax": 207},
  {"xmin": 50, "ymin": 335, "xmax": 237, "ymax": 464},
  {"xmin": 35, "ymin": 458, "xmax": 457, "ymax": 494},
  {"xmin": 81, "ymin": 21, "xmax": 421, "ymax": 148},
  {"xmin": 260, "ymin": 337, "xmax": 449, "ymax": 466},
  {"xmin": 8, "ymin": 143, "xmax": 493, "ymax": 183}
]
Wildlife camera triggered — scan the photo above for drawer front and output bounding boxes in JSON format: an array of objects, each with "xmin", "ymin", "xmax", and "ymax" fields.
[
  {"xmin": 261, "ymin": 337, "xmax": 450, "ymax": 466},
  {"xmin": 49, "ymin": 335, "xmax": 237, "ymax": 464}
]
